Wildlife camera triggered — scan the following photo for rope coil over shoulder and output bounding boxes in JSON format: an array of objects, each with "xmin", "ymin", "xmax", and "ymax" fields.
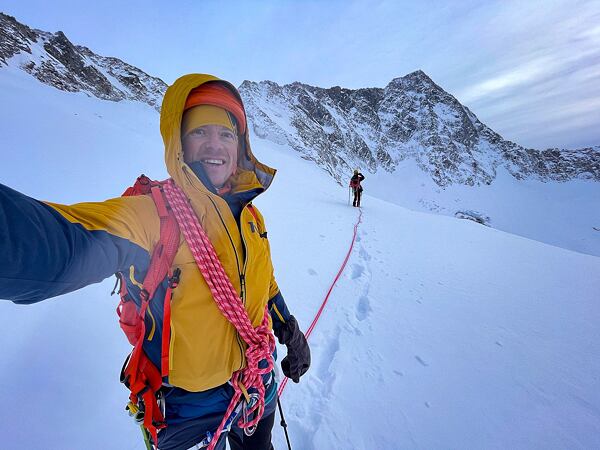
[{"xmin": 163, "ymin": 180, "xmax": 275, "ymax": 450}]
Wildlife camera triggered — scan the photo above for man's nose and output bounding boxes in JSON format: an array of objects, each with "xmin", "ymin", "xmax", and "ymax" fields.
[{"xmin": 204, "ymin": 130, "xmax": 223, "ymax": 148}]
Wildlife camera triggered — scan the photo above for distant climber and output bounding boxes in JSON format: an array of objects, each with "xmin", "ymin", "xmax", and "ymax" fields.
[{"xmin": 349, "ymin": 169, "xmax": 365, "ymax": 207}]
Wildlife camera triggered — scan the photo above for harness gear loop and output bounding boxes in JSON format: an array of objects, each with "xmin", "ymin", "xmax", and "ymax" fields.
[
  {"xmin": 237, "ymin": 380, "xmax": 251, "ymax": 403},
  {"xmin": 163, "ymin": 180, "xmax": 275, "ymax": 450}
]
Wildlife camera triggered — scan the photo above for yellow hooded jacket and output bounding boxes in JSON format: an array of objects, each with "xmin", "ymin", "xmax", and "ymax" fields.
[{"xmin": 27, "ymin": 74, "xmax": 282, "ymax": 391}]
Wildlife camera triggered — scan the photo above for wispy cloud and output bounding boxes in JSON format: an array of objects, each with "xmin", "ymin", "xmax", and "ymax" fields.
[
  {"xmin": 448, "ymin": 0, "xmax": 600, "ymax": 148},
  {"xmin": 458, "ymin": 57, "xmax": 558, "ymax": 104}
]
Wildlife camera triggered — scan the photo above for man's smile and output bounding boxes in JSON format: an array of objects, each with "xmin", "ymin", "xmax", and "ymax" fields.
[{"xmin": 201, "ymin": 158, "xmax": 226, "ymax": 166}]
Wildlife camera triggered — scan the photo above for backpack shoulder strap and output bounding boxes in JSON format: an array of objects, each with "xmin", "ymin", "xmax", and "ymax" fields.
[
  {"xmin": 117, "ymin": 178, "xmax": 181, "ymax": 445},
  {"xmin": 120, "ymin": 175, "xmax": 180, "ymax": 299},
  {"xmin": 141, "ymin": 184, "xmax": 180, "ymax": 299},
  {"xmin": 145, "ymin": 183, "xmax": 181, "ymax": 379}
]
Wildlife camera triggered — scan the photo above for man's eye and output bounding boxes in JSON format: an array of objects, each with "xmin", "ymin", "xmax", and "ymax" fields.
[
  {"xmin": 190, "ymin": 128, "xmax": 205, "ymax": 136},
  {"xmin": 221, "ymin": 131, "xmax": 236, "ymax": 140}
]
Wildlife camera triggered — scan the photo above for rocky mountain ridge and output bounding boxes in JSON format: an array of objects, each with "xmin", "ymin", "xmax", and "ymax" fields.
[
  {"xmin": 1, "ymin": 12, "xmax": 598, "ymax": 186},
  {"xmin": 238, "ymin": 72, "xmax": 600, "ymax": 185},
  {"xmin": 0, "ymin": 12, "xmax": 166, "ymax": 111}
]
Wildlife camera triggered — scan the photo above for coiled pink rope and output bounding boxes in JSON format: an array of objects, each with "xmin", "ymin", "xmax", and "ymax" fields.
[{"xmin": 163, "ymin": 180, "xmax": 275, "ymax": 450}]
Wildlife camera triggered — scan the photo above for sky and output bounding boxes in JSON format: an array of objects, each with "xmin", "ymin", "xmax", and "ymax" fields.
[{"xmin": 1, "ymin": 0, "xmax": 600, "ymax": 149}]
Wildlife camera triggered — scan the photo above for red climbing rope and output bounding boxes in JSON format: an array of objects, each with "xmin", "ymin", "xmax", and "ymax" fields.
[
  {"xmin": 163, "ymin": 181, "xmax": 275, "ymax": 450},
  {"xmin": 278, "ymin": 208, "xmax": 363, "ymax": 397}
]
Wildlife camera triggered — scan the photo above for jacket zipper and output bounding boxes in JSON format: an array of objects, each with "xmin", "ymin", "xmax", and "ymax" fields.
[
  {"xmin": 239, "ymin": 209, "xmax": 249, "ymax": 303},
  {"xmin": 235, "ymin": 208, "xmax": 250, "ymax": 370}
]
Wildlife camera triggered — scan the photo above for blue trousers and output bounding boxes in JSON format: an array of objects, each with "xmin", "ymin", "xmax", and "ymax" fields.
[{"xmin": 157, "ymin": 386, "xmax": 277, "ymax": 450}]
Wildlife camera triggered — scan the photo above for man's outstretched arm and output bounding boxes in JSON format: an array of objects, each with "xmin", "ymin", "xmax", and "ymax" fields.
[{"xmin": 0, "ymin": 183, "xmax": 153, "ymax": 304}]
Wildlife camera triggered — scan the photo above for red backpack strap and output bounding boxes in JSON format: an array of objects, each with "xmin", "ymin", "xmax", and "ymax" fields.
[
  {"xmin": 146, "ymin": 184, "xmax": 180, "ymax": 377},
  {"xmin": 117, "ymin": 178, "xmax": 181, "ymax": 445},
  {"xmin": 142, "ymin": 185, "xmax": 180, "ymax": 299}
]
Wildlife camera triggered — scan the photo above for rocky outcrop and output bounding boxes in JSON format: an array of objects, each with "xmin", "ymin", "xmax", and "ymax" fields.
[{"xmin": 0, "ymin": 12, "xmax": 166, "ymax": 111}]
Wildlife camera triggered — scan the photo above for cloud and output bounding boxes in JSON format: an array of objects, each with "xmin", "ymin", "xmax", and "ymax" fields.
[
  {"xmin": 447, "ymin": 0, "xmax": 600, "ymax": 148},
  {"xmin": 458, "ymin": 57, "xmax": 557, "ymax": 104}
]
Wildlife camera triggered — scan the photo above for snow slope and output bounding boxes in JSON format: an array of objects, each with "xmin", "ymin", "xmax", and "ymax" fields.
[
  {"xmin": 1, "ymin": 68, "xmax": 599, "ymax": 450},
  {"xmin": 261, "ymin": 142, "xmax": 600, "ymax": 450},
  {"xmin": 364, "ymin": 163, "xmax": 600, "ymax": 258}
]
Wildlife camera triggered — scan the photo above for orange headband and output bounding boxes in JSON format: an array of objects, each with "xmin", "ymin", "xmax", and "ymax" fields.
[{"xmin": 184, "ymin": 83, "xmax": 246, "ymax": 134}]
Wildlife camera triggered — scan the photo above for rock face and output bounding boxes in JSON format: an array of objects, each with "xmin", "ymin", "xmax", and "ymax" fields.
[
  {"xmin": 0, "ymin": 12, "xmax": 166, "ymax": 111},
  {"xmin": 239, "ymin": 72, "xmax": 600, "ymax": 185}
]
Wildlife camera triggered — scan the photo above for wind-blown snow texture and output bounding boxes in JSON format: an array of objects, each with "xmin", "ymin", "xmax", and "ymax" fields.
[{"xmin": 1, "ymin": 60, "xmax": 599, "ymax": 450}]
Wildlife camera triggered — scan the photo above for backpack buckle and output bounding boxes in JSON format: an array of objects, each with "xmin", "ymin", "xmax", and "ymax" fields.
[{"xmin": 169, "ymin": 268, "xmax": 181, "ymax": 289}]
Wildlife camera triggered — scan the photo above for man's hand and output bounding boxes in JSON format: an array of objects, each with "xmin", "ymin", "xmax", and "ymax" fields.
[{"xmin": 274, "ymin": 315, "xmax": 310, "ymax": 383}]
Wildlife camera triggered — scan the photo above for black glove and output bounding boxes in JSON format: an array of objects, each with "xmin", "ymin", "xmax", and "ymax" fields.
[{"xmin": 274, "ymin": 315, "xmax": 310, "ymax": 383}]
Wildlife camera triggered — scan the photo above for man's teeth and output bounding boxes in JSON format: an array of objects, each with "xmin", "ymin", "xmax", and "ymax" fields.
[{"xmin": 202, "ymin": 159, "xmax": 225, "ymax": 165}]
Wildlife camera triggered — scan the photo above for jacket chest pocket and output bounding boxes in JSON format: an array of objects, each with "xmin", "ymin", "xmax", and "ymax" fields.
[
  {"xmin": 243, "ymin": 214, "xmax": 270, "ymax": 255},
  {"xmin": 241, "ymin": 215, "xmax": 272, "ymax": 291}
]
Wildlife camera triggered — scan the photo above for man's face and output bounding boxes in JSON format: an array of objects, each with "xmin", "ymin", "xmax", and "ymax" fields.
[{"xmin": 182, "ymin": 124, "xmax": 239, "ymax": 187}]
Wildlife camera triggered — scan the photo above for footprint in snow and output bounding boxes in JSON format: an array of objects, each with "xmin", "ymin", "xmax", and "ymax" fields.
[
  {"xmin": 317, "ymin": 328, "xmax": 342, "ymax": 383},
  {"xmin": 351, "ymin": 264, "xmax": 364, "ymax": 279},
  {"xmin": 356, "ymin": 295, "xmax": 371, "ymax": 321},
  {"xmin": 359, "ymin": 246, "xmax": 371, "ymax": 261}
]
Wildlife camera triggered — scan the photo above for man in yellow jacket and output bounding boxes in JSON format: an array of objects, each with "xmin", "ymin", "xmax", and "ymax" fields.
[{"xmin": 0, "ymin": 74, "xmax": 310, "ymax": 450}]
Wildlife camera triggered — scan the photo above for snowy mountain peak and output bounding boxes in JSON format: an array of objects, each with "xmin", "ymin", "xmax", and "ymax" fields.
[
  {"xmin": 388, "ymin": 69, "xmax": 433, "ymax": 87},
  {"xmin": 0, "ymin": 12, "xmax": 167, "ymax": 111},
  {"xmin": 240, "ymin": 72, "xmax": 599, "ymax": 186}
]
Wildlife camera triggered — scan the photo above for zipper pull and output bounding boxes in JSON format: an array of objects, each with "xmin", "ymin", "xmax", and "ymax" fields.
[{"xmin": 240, "ymin": 274, "xmax": 246, "ymax": 300}]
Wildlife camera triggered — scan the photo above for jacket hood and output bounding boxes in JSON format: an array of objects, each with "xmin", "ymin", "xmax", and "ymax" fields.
[{"xmin": 160, "ymin": 74, "xmax": 276, "ymax": 196}]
